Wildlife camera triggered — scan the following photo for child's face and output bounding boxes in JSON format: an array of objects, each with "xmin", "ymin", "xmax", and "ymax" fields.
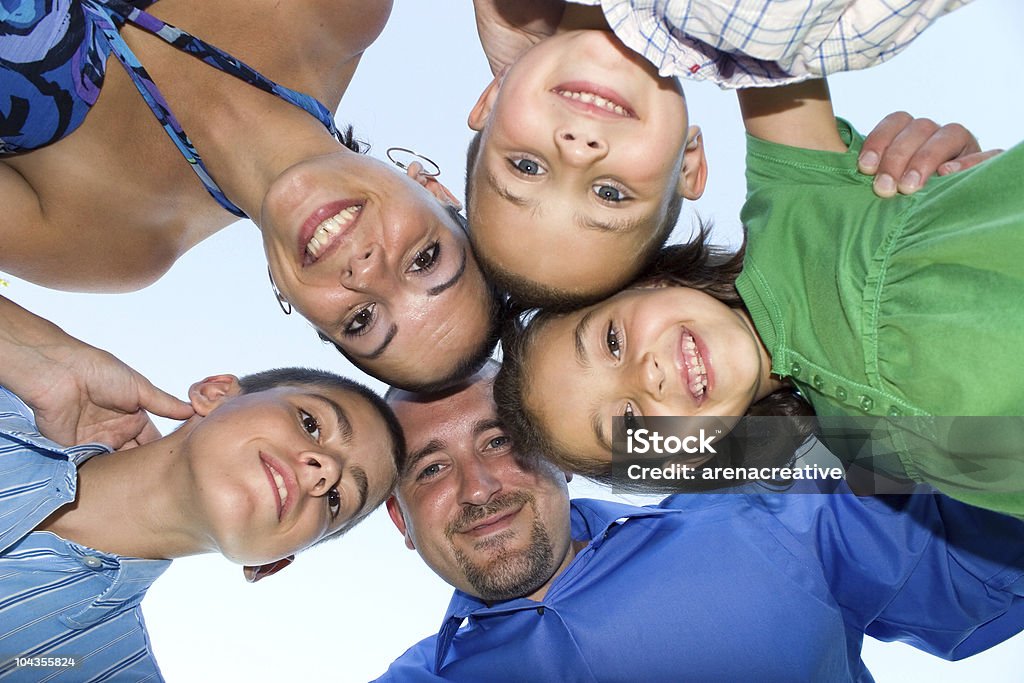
[
  {"xmin": 184, "ymin": 383, "xmax": 396, "ymax": 564},
  {"xmin": 468, "ymin": 30, "xmax": 704, "ymax": 300},
  {"xmin": 524, "ymin": 286, "xmax": 769, "ymax": 465}
]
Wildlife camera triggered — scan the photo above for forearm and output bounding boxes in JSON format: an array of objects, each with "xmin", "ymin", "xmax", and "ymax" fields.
[
  {"xmin": 737, "ymin": 79, "xmax": 846, "ymax": 152},
  {"xmin": 0, "ymin": 296, "xmax": 84, "ymax": 403}
]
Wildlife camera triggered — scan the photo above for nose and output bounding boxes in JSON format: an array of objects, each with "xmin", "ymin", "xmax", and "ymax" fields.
[
  {"xmin": 636, "ymin": 352, "xmax": 665, "ymax": 400},
  {"xmin": 458, "ymin": 456, "xmax": 502, "ymax": 506},
  {"xmin": 553, "ymin": 127, "xmax": 608, "ymax": 166},
  {"xmin": 297, "ymin": 448, "xmax": 343, "ymax": 496},
  {"xmin": 342, "ymin": 242, "xmax": 383, "ymax": 290}
]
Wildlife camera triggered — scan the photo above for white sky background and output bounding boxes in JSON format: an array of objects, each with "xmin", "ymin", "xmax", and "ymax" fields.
[{"xmin": 3, "ymin": 0, "xmax": 1023, "ymax": 680}]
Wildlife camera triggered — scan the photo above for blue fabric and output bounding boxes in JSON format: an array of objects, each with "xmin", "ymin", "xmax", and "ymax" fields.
[
  {"xmin": 376, "ymin": 486, "xmax": 1024, "ymax": 682},
  {"xmin": 0, "ymin": 0, "xmax": 340, "ymax": 217},
  {"xmin": 0, "ymin": 386, "xmax": 171, "ymax": 681}
]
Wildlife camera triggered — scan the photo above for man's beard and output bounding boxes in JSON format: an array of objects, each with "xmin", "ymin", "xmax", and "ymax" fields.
[{"xmin": 446, "ymin": 490, "xmax": 555, "ymax": 602}]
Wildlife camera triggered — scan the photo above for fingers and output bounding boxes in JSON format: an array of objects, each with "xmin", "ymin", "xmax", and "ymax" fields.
[
  {"xmin": 137, "ymin": 379, "xmax": 196, "ymax": 421},
  {"xmin": 938, "ymin": 148, "xmax": 1003, "ymax": 175},
  {"xmin": 860, "ymin": 112, "xmax": 981, "ymax": 197}
]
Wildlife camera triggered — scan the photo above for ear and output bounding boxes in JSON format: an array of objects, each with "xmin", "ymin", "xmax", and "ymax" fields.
[
  {"xmin": 243, "ymin": 555, "xmax": 294, "ymax": 583},
  {"xmin": 678, "ymin": 125, "xmax": 708, "ymax": 201},
  {"xmin": 386, "ymin": 495, "xmax": 416, "ymax": 551},
  {"xmin": 468, "ymin": 70, "xmax": 504, "ymax": 132},
  {"xmin": 188, "ymin": 374, "xmax": 242, "ymax": 417},
  {"xmin": 405, "ymin": 163, "xmax": 463, "ymax": 211}
]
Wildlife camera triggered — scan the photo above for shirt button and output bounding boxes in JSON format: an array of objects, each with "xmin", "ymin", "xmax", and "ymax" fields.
[
  {"xmin": 812, "ymin": 375, "xmax": 825, "ymax": 390},
  {"xmin": 835, "ymin": 386, "xmax": 847, "ymax": 400},
  {"xmin": 82, "ymin": 556, "xmax": 103, "ymax": 569},
  {"xmin": 790, "ymin": 362, "xmax": 802, "ymax": 376},
  {"xmin": 859, "ymin": 396, "xmax": 874, "ymax": 412},
  {"xmin": 888, "ymin": 406, "xmax": 902, "ymax": 416}
]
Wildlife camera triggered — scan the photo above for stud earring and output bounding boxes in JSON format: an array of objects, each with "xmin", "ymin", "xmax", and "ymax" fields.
[{"xmin": 267, "ymin": 266, "xmax": 292, "ymax": 315}]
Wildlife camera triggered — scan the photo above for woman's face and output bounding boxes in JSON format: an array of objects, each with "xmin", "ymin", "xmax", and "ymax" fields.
[
  {"xmin": 525, "ymin": 286, "xmax": 772, "ymax": 464},
  {"xmin": 259, "ymin": 151, "xmax": 493, "ymax": 387}
]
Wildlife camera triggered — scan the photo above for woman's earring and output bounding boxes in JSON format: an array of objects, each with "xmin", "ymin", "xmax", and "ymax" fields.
[
  {"xmin": 386, "ymin": 147, "xmax": 441, "ymax": 177},
  {"xmin": 267, "ymin": 266, "xmax": 292, "ymax": 315}
]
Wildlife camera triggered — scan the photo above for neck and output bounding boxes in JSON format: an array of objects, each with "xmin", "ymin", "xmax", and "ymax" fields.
[
  {"xmin": 38, "ymin": 421, "xmax": 212, "ymax": 559},
  {"xmin": 522, "ymin": 538, "xmax": 586, "ymax": 603},
  {"xmin": 187, "ymin": 91, "xmax": 345, "ymax": 223}
]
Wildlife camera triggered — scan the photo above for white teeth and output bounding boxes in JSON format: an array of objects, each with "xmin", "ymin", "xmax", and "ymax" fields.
[
  {"xmin": 271, "ymin": 469, "xmax": 288, "ymax": 508},
  {"xmin": 305, "ymin": 205, "xmax": 362, "ymax": 259},
  {"xmin": 681, "ymin": 331, "xmax": 708, "ymax": 398},
  {"xmin": 555, "ymin": 89, "xmax": 631, "ymax": 116}
]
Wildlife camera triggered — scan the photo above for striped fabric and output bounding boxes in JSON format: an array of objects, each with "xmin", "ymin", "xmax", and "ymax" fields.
[
  {"xmin": 573, "ymin": 0, "xmax": 971, "ymax": 88},
  {"xmin": 0, "ymin": 388, "xmax": 170, "ymax": 681}
]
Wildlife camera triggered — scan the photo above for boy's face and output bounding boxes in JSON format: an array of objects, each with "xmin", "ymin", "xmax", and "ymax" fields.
[
  {"xmin": 468, "ymin": 30, "xmax": 704, "ymax": 300},
  {"xmin": 184, "ymin": 381, "xmax": 396, "ymax": 565}
]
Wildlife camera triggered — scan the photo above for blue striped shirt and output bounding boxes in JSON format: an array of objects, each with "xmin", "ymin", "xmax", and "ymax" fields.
[
  {"xmin": 572, "ymin": 0, "xmax": 970, "ymax": 88},
  {"xmin": 0, "ymin": 387, "xmax": 170, "ymax": 681}
]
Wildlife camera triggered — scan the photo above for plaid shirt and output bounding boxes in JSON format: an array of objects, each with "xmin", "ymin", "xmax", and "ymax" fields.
[{"xmin": 572, "ymin": 0, "xmax": 970, "ymax": 88}]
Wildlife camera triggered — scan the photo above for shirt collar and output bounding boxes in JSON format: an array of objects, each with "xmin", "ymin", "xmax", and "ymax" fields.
[{"xmin": 432, "ymin": 497, "xmax": 673, "ymax": 670}]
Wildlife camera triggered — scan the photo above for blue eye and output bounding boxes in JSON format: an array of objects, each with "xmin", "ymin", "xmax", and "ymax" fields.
[
  {"xmin": 511, "ymin": 158, "xmax": 544, "ymax": 176},
  {"xmin": 594, "ymin": 184, "xmax": 626, "ymax": 202},
  {"xmin": 606, "ymin": 322, "xmax": 623, "ymax": 359}
]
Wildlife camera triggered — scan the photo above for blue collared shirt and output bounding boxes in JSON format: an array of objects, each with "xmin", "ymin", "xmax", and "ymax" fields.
[
  {"xmin": 569, "ymin": 0, "xmax": 970, "ymax": 88},
  {"xmin": 0, "ymin": 387, "xmax": 170, "ymax": 681},
  {"xmin": 376, "ymin": 485, "xmax": 1024, "ymax": 682}
]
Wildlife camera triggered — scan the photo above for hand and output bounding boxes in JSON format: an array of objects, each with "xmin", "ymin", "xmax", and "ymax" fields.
[
  {"xmin": 473, "ymin": 0, "xmax": 564, "ymax": 75},
  {"xmin": 858, "ymin": 112, "xmax": 1000, "ymax": 197},
  {"xmin": 0, "ymin": 297, "xmax": 195, "ymax": 448}
]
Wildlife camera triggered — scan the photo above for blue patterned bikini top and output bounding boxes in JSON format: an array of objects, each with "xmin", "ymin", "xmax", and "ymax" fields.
[{"xmin": 0, "ymin": 0, "xmax": 340, "ymax": 217}]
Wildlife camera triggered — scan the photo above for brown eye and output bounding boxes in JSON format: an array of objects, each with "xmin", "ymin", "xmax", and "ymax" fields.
[
  {"xmin": 409, "ymin": 242, "xmax": 440, "ymax": 273},
  {"xmin": 344, "ymin": 304, "xmax": 375, "ymax": 336}
]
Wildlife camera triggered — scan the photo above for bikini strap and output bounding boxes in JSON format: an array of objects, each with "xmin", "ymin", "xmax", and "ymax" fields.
[{"xmin": 90, "ymin": 0, "xmax": 342, "ymax": 218}]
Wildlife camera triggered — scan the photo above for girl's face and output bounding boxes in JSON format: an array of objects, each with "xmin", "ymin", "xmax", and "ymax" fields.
[
  {"xmin": 259, "ymin": 151, "xmax": 493, "ymax": 387},
  {"xmin": 525, "ymin": 286, "xmax": 774, "ymax": 464}
]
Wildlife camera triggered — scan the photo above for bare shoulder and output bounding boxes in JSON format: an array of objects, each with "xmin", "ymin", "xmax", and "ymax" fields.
[
  {"xmin": 309, "ymin": 0, "xmax": 393, "ymax": 53},
  {"xmin": 0, "ymin": 162, "xmax": 47, "ymax": 279}
]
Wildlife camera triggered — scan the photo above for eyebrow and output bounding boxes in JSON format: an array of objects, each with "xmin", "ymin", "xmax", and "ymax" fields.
[
  {"xmin": 311, "ymin": 393, "xmax": 353, "ymax": 441},
  {"xmin": 573, "ymin": 211, "xmax": 644, "ymax": 234},
  {"xmin": 351, "ymin": 465, "xmax": 369, "ymax": 516},
  {"xmin": 426, "ymin": 245, "xmax": 467, "ymax": 296},
  {"xmin": 485, "ymin": 169, "xmax": 535, "ymax": 210},
  {"xmin": 354, "ymin": 323, "xmax": 397, "ymax": 361},
  {"xmin": 403, "ymin": 438, "xmax": 446, "ymax": 478},
  {"xmin": 574, "ymin": 309, "xmax": 597, "ymax": 368}
]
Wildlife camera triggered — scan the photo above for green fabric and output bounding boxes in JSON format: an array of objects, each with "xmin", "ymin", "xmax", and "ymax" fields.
[{"xmin": 736, "ymin": 119, "xmax": 1024, "ymax": 516}]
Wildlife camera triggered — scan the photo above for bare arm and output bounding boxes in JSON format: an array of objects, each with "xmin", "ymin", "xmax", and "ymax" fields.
[
  {"xmin": 736, "ymin": 79, "xmax": 846, "ymax": 152},
  {"xmin": 0, "ymin": 296, "xmax": 194, "ymax": 448}
]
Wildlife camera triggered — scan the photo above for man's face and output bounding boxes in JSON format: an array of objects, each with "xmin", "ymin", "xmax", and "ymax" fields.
[
  {"xmin": 467, "ymin": 29, "xmax": 704, "ymax": 301},
  {"xmin": 387, "ymin": 373, "xmax": 574, "ymax": 602},
  {"xmin": 183, "ymin": 380, "xmax": 397, "ymax": 565}
]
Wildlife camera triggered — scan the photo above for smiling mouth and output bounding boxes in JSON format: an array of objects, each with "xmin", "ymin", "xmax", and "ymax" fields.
[
  {"xmin": 305, "ymin": 205, "xmax": 363, "ymax": 262},
  {"xmin": 260, "ymin": 455, "xmax": 291, "ymax": 521},
  {"xmin": 551, "ymin": 82, "xmax": 636, "ymax": 118},
  {"xmin": 680, "ymin": 329, "xmax": 708, "ymax": 400}
]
